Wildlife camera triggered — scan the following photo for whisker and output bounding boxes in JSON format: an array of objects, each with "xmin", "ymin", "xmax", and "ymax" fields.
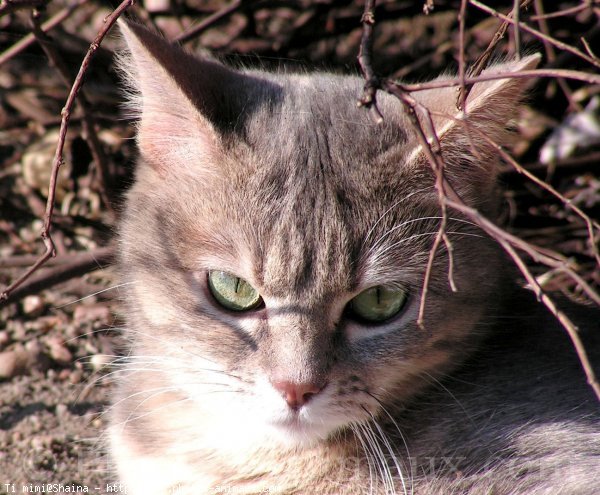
[
  {"xmin": 363, "ymin": 187, "xmax": 433, "ymax": 245},
  {"xmin": 53, "ymin": 281, "xmax": 137, "ymax": 309},
  {"xmin": 370, "ymin": 231, "xmax": 484, "ymax": 264},
  {"xmin": 359, "ymin": 421, "xmax": 394, "ymax": 494},
  {"xmin": 351, "ymin": 423, "xmax": 376, "ymax": 495},
  {"xmin": 362, "ymin": 404, "xmax": 409, "ymax": 495}
]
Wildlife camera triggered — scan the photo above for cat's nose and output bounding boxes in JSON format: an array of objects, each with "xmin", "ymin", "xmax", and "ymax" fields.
[{"xmin": 271, "ymin": 380, "xmax": 325, "ymax": 410}]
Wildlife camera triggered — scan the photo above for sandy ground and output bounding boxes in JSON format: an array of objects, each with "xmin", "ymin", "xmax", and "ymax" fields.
[{"xmin": 0, "ymin": 269, "xmax": 121, "ymax": 494}]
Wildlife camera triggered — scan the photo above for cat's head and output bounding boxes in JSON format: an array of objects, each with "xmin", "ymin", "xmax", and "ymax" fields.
[{"xmin": 116, "ymin": 22, "xmax": 538, "ymax": 447}]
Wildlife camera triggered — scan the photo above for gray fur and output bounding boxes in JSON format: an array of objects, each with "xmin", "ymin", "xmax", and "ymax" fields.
[{"xmin": 110, "ymin": 21, "xmax": 599, "ymax": 494}]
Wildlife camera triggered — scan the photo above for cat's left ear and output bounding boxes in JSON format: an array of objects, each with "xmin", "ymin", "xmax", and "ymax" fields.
[
  {"xmin": 406, "ymin": 54, "xmax": 540, "ymax": 199},
  {"xmin": 117, "ymin": 21, "xmax": 262, "ymax": 173}
]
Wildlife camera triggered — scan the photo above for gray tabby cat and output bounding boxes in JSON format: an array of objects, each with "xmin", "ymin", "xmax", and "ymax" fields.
[{"xmin": 111, "ymin": 21, "xmax": 600, "ymax": 495}]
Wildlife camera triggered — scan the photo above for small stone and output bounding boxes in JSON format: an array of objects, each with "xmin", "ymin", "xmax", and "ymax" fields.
[
  {"xmin": 32, "ymin": 315, "xmax": 62, "ymax": 333},
  {"xmin": 55, "ymin": 404, "xmax": 68, "ymax": 416},
  {"xmin": 22, "ymin": 295, "xmax": 44, "ymax": 317},
  {"xmin": 24, "ymin": 338, "xmax": 42, "ymax": 356},
  {"xmin": 145, "ymin": 0, "xmax": 171, "ymax": 13},
  {"xmin": 47, "ymin": 337, "xmax": 72, "ymax": 365},
  {"xmin": 58, "ymin": 369, "xmax": 71, "ymax": 381},
  {"xmin": 22, "ymin": 129, "xmax": 71, "ymax": 200},
  {"xmin": 9, "ymin": 320, "xmax": 26, "ymax": 341},
  {"xmin": 0, "ymin": 345, "xmax": 31, "ymax": 378},
  {"xmin": 73, "ymin": 304, "xmax": 111, "ymax": 325},
  {"xmin": 24, "ymin": 339, "xmax": 47, "ymax": 372},
  {"xmin": 0, "ymin": 350, "xmax": 18, "ymax": 378},
  {"xmin": 31, "ymin": 435, "xmax": 51, "ymax": 451},
  {"xmin": 69, "ymin": 369, "xmax": 83, "ymax": 384}
]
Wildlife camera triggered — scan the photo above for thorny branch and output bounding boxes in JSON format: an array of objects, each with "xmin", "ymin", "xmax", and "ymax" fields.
[{"xmin": 357, "ymin": 0, "xmax": 600, "ymax": 400}]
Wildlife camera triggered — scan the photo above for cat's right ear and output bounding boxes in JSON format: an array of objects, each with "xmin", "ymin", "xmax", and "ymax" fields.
[{"xmin": 117, "ymin": 21, "xmax": 235, "ymax": 173}]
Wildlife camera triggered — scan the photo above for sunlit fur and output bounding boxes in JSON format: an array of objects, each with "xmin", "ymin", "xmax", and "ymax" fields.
[{"xmin": 110, "ymin": 22, "xmax": 600, "ymax": 495}]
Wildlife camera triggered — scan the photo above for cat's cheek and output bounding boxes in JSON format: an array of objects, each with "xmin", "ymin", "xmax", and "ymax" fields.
[{"xmin": 132, "ymin": 277, "xmax": 180, "ymax": 326}]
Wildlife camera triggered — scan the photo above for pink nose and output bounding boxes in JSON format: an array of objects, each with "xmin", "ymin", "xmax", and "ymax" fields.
[{"xmin": 271, "ymin": 380, "xmax": 325, "ymax": 410}]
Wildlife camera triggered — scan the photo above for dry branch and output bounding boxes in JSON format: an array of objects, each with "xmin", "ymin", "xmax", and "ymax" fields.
[
  {"xmin": 456, "ymin": 0, "xmax": 533, "ymax": 109},
  {"xmin": 174, "ymin": 0, "xmax": 243, "ymax": 44},
  {"xmin": 0, "ymin": 0, "xmax": 88, "ymax": 67},
  {"xmin": 0, "ymin": 0, "xmax": 134, "ymax": 303},
  {"xmin": 469, "ymin": 0, "xmax": 600, "ymax": 68},
  {"xmin": 0, "ymin": 0, "xmax": 46, "ymax": 16},
  {"xmin": 0, "ymin": 246, "xmax": 115, "ymax": 305},
  {"xmin": 29, "ymin": 5, "xmax": 115, "ymax": 216},
  {"xmin": 356, "ymin": 0, "xmax": 600, "ymax": 401}
]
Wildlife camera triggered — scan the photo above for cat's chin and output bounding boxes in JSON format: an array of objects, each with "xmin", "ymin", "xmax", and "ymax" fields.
[{"xmin": 265, "ymin": 416, "xmax": 342, "ymax": 447}]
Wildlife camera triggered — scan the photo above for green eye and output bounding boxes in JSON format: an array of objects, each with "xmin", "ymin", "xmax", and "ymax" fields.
[
  {"xmin": 348, "ymin": 286, "xmax": 407, "ymax": 323},
  {"xmin": 207, "ymin": 271, "xmax": 262, "ymax": 311}
]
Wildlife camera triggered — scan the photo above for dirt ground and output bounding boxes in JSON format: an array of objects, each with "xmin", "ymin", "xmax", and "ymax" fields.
[{"xmin": 0, "ymin": 267, "xmax": 119, "ymax": 492}]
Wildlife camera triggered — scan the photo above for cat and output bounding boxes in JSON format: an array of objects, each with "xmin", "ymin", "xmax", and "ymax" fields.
[{"xmin": 109, "ymin": 21, "xmax": 600, "ymax": 495}]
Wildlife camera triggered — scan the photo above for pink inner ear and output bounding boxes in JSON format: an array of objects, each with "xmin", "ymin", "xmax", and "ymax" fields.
[
  {"xmin": 119, "ymin": 23, "xmax": 223, "ymax": 173},
  {"xmin": 137, "ymin": 116, "xmax": 219, "ymax": 174},
  {"xmin": 409, "ymin": 54, "xmax": 540, "ymax": 138}
]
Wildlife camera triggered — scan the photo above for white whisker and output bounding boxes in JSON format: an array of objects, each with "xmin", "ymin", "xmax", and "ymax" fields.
[{"xmin": 53, "ymin": 281, "xmax": 137, "ymax": 309}]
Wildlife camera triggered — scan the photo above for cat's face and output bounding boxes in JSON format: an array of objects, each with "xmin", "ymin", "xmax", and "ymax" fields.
[{"xmin": 117, "ymin": 22, "xmax": 536, "ymax": 447}]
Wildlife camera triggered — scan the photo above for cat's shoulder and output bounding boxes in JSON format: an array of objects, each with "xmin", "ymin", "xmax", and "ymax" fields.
[{"xmin": 400, "ymin": 291, "xmax": 600, "ymax": 494}]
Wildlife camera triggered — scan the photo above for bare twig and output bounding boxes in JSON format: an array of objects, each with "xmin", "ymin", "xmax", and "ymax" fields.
[
  {"xmin": 0, "ymin": 0, "xmax": 134, "ymax": 303},
  {"xmin": 529, "ymin": 2, "xmax": 597, "ymax": 21},
  {"xmin": 0, "ymin": 246, "xmax": 115, "ymax": 306},
  {"xmin": 357, "ymin": 0, "xmax": 383, "ymax": 124},
  {"xmin": 356, "ymin": 0, "xmax": 600, "ymax": 400},
  {"xmin": 532, "ymin": 0, "xmax": 581, "ymax": 112},
  {"xmin": 382, "ymin": 79, "xmax": 461, "ymax": 329},
  {"xmin": 174, "ymin": 0, "xmax": 243, "ymax": 44},
  {"xmin": 487, "ymin": 140, "xmax": 600, "ymax": 269},
  {"xmin": 456, "ymin": 0, "xmax": 468, "ymax": 111},
  {"xmin": 400, "ymin": 69, "xmax": 600, "ymax": 92},
  {"xmin": 512, "ymin": 0, "xmax": 521, "ymax": 59},
  {"xmin": 0, "ymin": 0, "xmax": 88, "ymax": 67},
  {"xmin": 469, "ymin": 0, "xmax": 600, "ymax": 69},
  {"xmin": 0, "ymin": 0, "xmax": 45, "ymax": 16},
  {"xmin": 445, "ymin": 195, "xmax": 600, "ymax": 400},
  {"xmin": 504, "ymin": 151, "xmax": 600, "ymax": 174},
  {"xmin": 581, "ymin": 36, "xmax": 599, "ymax": 60},
  {"xmin": 457, "ymin": 0, "xmax": 533, "ymax": 107},
  {"xmin": 29, "ymin": 5, "xmax": 115, "ymax": 216},
  {"xmin": 357, "ymin": 0, "xmax": 456, "ymax": 328},
  {"xmin": 434, "ymin": 109, "xmax": 600, "ymax": 288}
]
